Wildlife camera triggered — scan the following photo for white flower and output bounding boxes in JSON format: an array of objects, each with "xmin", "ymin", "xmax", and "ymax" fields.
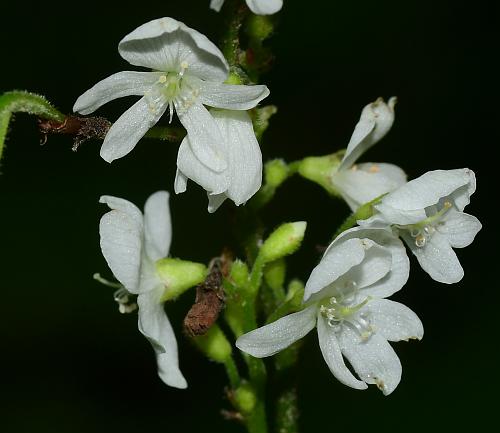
[
  {"xmin": 74, "ymin": 17, "xmax": 269, "ymax": 171},
  {"xmin": 331, "ymin": 97, "xmax": 407, "ymax": 211},
  {"xmin": 359, "ymin": 168, "xmax": 482, "ymax": 284},
  {"xmin": 99, "ymin": 191, "xmax": 186, "ymax": 389},
  {"xmin": 174, "ymin": 109, "xmax": 262, "ymax": 212},
  {"xmin": 210, "ymin": 0, "xmax": 283, "ymax": 15},
  {"xmin": 237, "ymin": 227, "xmax": 422, "ymax": 395}
]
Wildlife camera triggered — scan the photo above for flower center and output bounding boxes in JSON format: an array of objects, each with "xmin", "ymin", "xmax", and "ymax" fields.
[
  {"xmin": 403, "ymin": 200, "xmax": 452, "ymax": 248},
  {"xmin": 113, "ymin": 288, "xmax": 138, "ymax": 314},
  {"xmin": 319, "ymin": 280, "xmax": 373, "ymax": 340}
]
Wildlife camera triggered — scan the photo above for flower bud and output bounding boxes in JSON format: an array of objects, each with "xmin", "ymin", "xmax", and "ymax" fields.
[
  {"xmin": 230, "ymin": 259, "xmax": 249, "ymax": 287},
  {"xmin": 193, "ymin": 325, "xmax": 232, "ymax": 363},
  {"xmin": 234, "ymin": 382, "xmax": 257, "ymax": 414},
  {"xmin": 260, "ymin": 222, "xmax": 307, "ymax": 264},
  {"xmin": 246, "ymin": 15, "xmax": 274, "ymax": 41},
  {"xmin": 156, "ymin": 258, "xmax": 207, "ymax": 301},
  {"xmin": 265, "ymin": 159, "xmax": 289, "ymax": 188},
  {"xmin": 264, "ymin": 258, "xmax": 286, "ymax": 292}
]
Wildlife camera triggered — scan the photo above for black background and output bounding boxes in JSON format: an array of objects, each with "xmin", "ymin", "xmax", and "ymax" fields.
[{"xmin": 0, "ymin": 1, "xmax": 496, "ymax": 432}]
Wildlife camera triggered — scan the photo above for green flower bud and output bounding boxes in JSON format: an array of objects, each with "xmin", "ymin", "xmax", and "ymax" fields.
[
  {"xmin": 260, "ymin": 222, "xmax": 307, "ymax": 264},
  {"xmin": 193, "ymin": 325, "xmax": 232, "ymax": 363},
  {"xmin": 234, "ymin": 382, "xmax": 257, "ymax": 414},
  {"xmin": 265, "ymin": 159, "xmax": 289, "ymax": 188},
  {"xmin": 156, "ymin": 258, "xmax": 207, "ymax": 302},
  {"xmin": 225, "ymin": 72, "xmax": 243, "ymax": 85},
  {"xmin": 264, "ymin": 258, "xmax": 286, "ymax": 293},
  {"xmin": 297, "ymin": 150, "xmax": 344, "ymax": 196},
  {"xmin": 230, "ymin": 259, "xmax": 249, "ymax": 287},
  {"xmin": 246, "ymin": 15, "xmax": 274, "ymax": 41},
  {"xmin": 285, "ymin": 279, "xmax": 305, "ymax": 309}
]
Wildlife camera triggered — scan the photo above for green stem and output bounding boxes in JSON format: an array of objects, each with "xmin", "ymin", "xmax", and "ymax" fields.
[
  {"xmin": 224, "ymin": 356, "xmax": 241, "ymax": 389},
  {"xmin": 221, "ymin": 0, "xmax": 249, "ymax": 69}
]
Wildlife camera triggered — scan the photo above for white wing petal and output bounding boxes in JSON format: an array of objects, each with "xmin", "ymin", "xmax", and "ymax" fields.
[{"xmin": 144, "ymin": 191, "xmax": 172, "ymax": 261}]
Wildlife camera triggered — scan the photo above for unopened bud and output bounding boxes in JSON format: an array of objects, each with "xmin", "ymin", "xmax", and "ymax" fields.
[
  {"xmin": 260, "ymin": 222, "xmax": 307, "ymax": 264},
  {"xmin": 193, "ymin": 325, "xmax": 232, "ymax": 363},
  {"xmin": 156, "ymin": 258, "xmax": 207, "ymax": 301}
]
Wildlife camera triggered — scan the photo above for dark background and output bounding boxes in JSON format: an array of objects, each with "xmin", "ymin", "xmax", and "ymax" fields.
[{"xmin": 0, "ymin": 0, "xmax": 496, "ymax": 432}]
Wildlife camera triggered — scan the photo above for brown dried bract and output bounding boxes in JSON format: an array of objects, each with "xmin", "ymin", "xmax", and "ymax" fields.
[
  {"xmin": 183, "ymin": 257, "xmax": 229, "ymax": 337},
  {"xmin": 38, "ymin": 115, "xmax": 111, "ymax": 151}
]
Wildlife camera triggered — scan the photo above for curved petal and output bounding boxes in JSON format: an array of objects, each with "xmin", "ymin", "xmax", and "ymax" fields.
[
  {"xmin": 211, "ymin": 110, "xmax": 262, "ymax": 206},
  {"xmin": 438, "ymin": 209, "xmax": 482, "ymax": 248},
  {"xmin": 118, "ymin": 17, "xmax": 228, "ymax": 82},
  {"xmin": 174, "ymin": 169, "xmax": 188, "ymax": 194},
  {"xmin": 317, "ymin": 315, "xmax": 367, "ymax": 390},
  {"xmin": 210, "ymin": 0, "xmax": 225, "ymax": 12},
  {"xmin": 345, "ymin": 241, "xmax": 392, "ymax": 290},
  {"xmin": 236, "ymin": 306, "xmax": 317, "ymax": 357},
  {"xmin": 99, "ymin": 196, "xmax": 143, "ymax": 292},
  {"xmin": 199, "ymin": 83, "xmax": 269, "ymax": 110},
  {"xmin": 73, "ymin": 71, "xmax": 161, "ymax": 115},
  {"xmin": 332, "ymin": 163, "xmax": 407, "ymax": 211},
  {"xmin": 176, "ymin": 137, "xmax": 230, "ymax": 196},
  {"xmin": 336, "ymin": 227, "xmax": 409, "ymax": 298},
  {"xmin": 339, "ymin": 326, "xmax": 402, "ymax": 396},
  {"xmin": 208, "ymin": 193, "xmax": 228, "ymax": 213},
  {"xmin": 339, "ymin": 97, "xmax": 396, "ymax": 171},
  {"xmin": 403, "ymin": 231, "xmax": 464, "ymax": 284},
  {"xmin": 304, "ymin": 238, "xmax": 367, "ymax": 302},
  {"xmin": 374, "ymin": 169, "xmax": 475, "ymax": 225},
  {"xmin": 138, "ymin": 291, "xmax": 187, "ymax": 388},
  {"xmin": 100, "ymin": 96, "xmax": 167, "ymax": 163},
  {"xmin": 247, "ymin": 0, "xmax": 283, "ymax": 15},
  {"xmin": 367, "ymin": 299, "xmax": 423, "ymax": 342},
  {"xmin": 177, "ymin": 102, "xmax": 227, "ymax": 172},
  {"xmin": 144, "ymin": 191, "xmax": 172, "ymax": 262}
]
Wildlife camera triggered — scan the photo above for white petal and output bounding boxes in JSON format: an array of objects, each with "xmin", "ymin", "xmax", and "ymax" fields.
[
  {"xmin": 100, "ymin": 96, "xmax": 167, "ymax": 163},
  {"xmin": 73, "ymin": 71, "xmax": 161, "ymax": 115},
  {"xmin": 336, "ymin": 227, "xmax": 410, "ymax": 298},
  {"xmin": 138, "ymin": 291, "xmax": 187, "ymax": 388},
  {"xmin": 246, "ymin": 0, "xmax": 283, "ymax": 15},
  {"xmin": 236, "ymin": 306, "xmax": 317, "ymax": 357},
  {"xmin": 99, "ymin": 196, "xmax": 143, "ymax": 292},
  {"xmin": 304, "ymin": 239, "xmax": 367, "ymax": 302},
  {"xmin": 339, "ymin": 326, "xmax": 402, "ymax": 395},
  {"xmin": 317, "ymin": 315, "xmax": 367, "ymax": 390},
  {"xmin": 176, "ymin": 137, "xmax": 230, "ymax": 196},
  {"xmin": 346, "ymin": 241, "xmax": 392, "ymax": 290},
  {"xmin": 210, "ymin": 0, "xmax": 225, "ymax": 12},
  {"xmin": 332, "ymin": 163, "xmax": 407, "ymax": 211},
  {"xmin": 374, "ymin": 169, "xmax": 476, "ymax": 225},
  {"xmin": 403, "ymin": 230, "xmax": 464, "ymax": 283},
  {"xmin": 207, "ymin": 193, "xmax": 228, "ymax": 213},
  {"xmin": 367, "ymin": 299, "xmax": 423, "ymax": 342},
  {"xmin": 211, "ymin": 110, "xmax": 262, "ymax": 206},
  {"xmin": 144, "ymin": 191, "xmax": 172, "ymax": 262},
  {"xmin": 174, "ymin": 169, "xmax": 188, "ymax": 194},
  {"xmin": 339, "ymin": 97, "xmax": 396, "ymax": 171},
  {"xmin": 118, "ymin": 17, "xmax": 228, "ymax": 82},
  {"xmin": 199, "ymin": 83, "xmax": 269, "ymax": 110},
  {"xmin": 438, "ymin": 209, "xmax": 482, "ymax": 248},
  {"xmin": 177, "ymin": 102, "xmax": 227, "ymax": 172}
]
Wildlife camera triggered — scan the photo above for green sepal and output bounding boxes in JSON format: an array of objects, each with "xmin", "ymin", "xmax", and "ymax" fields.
[
  {"xmin": 156, "ymin": 258, "xmax": 207, "ymax": 302},
  {"xmin": 297, "ymin": 149, "xmax": 345, "ymax": 196}
]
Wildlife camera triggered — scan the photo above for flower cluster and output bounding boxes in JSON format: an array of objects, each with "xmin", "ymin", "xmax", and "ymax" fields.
[{"xmin": 84, "ymin": 15, "xmax": 481, "ymax": 398}]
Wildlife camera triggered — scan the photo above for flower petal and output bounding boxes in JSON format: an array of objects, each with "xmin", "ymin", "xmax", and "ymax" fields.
[
  {"xmin": 304, "ymin": 238, "xmax": 367, "ymax": 302},
  {"xmin": 73, "ymin": 71, "xmax": 161, "ymax": 115},
  {"xmin": 246, "ymin": 0, "xmax": 283, "ymax": 15},
  {"xmin": 199, "ymin": 83, "xmax": 269, "ymax": 110},
  {"xmin": 374, "ymin": 169, "xmax": 476, "ymax": 225},
  {"xmin": 317, "ymin": 315, "xmax": 367, "ymax": 390},
  {"xmin": 118, "ymin": 17, "xmax": 228, "ymax": 82},
  {"xmin": 346, "ymin": 241, "xmax": 392, "ymax": 290},
  {"xmin": 332, "ymin": 163, "xmax": 407, "ymax": 211},
  {"xmin": 144, "ymin": 191, "xmax": 172, "ymax": 262},
  {"xmin": 236, "ymin": 306, "xmax": 317, "ymax": 357},
  {"xmin": 174, "ymin": 169, "xmax": 188, "ymax": 194},
  {"xmin": 177, "ymin": 102, "xmax": 227, "ymax": 172},
  {"xmin": 438, "ymin": 209, "xmax": 482, "ymax": 248},
  {"xmin": 100, "ymin": 96, "xmax": 167, "ymax": 163},
  {"xmin": 138, "ymin": 291, "xmax": 187, "ymax": 389},
  {"xmin": 339, "ymin": 97, "xmax": 396, "ymax": 171},
  {"xmin": 208, "ymin": 193, "xmax": 228, "ymax": 213},
  {"xmin": 367, "ymin": 299, "xmax": 423, "ymax": 342},
  {"xmin": 336, "ymin": 227, "xmax": 409, "ymax": 298},
  {"xmin": 403, "ymin": 230, "xmax": 464, "ymax": 283},
  {"xmin": 99, "ymin": 196, "xmax": 144, "ymax": 292},
  {"xmin": 210, "ymin": 0, "xmax": 225, "ymax": 12},
  {"xmin": 339, "ymin": 326, "xmax": 402, "ymax": 395}
]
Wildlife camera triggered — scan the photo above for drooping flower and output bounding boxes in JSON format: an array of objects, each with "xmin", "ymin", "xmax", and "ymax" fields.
[
  {"xmin": 74, "ymin": 17, "xmax": 269, "ymax": 172},
  {"xmin": 297, "ymin": 97, "xmax": 407, "ymax": 211},
  {"xmin": 237, "ymin": 227, "xmax": 422, "ymax": 395},
  {"xmin": 331, "ymin": 97, "xmax": 407, "ymax": 210},
  {"xmin": 99, "ymin": 191, "xmax": 206, "ymax": 388},
  {"xmin": 174, "ymin": 109, "xmax": 262, "ymax": 212},
  {"xmin": 210, "ymin": 0, "xmax": 283, "ymax": 15},
  {"xmin": 359, "ymin": 168, "xmax": 482, "ymax": 284}
]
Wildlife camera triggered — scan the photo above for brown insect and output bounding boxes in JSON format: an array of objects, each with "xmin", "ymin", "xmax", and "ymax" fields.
[{"xmin": 183, "ymin": 257, "xmax": 227, "ymax": 337}]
